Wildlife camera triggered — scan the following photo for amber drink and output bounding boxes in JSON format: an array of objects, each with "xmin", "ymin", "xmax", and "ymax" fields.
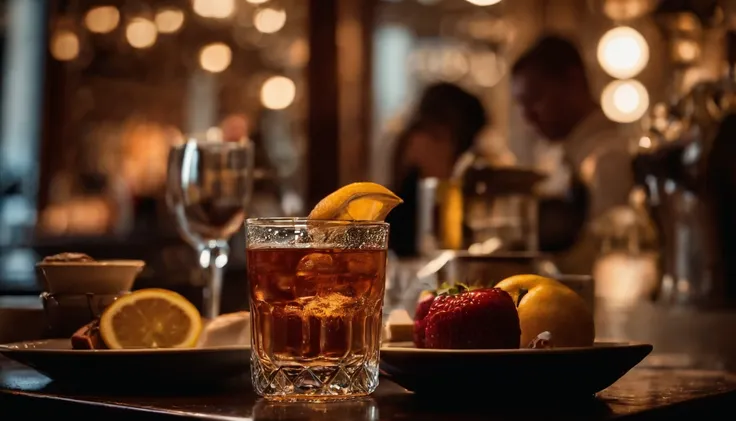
[{"xmin": 246, "ymin": 218, "xmax": 389, "ymax": 400}]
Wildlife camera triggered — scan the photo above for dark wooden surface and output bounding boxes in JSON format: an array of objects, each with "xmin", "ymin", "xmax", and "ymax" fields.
[{"xmin": 1, "ymin": 357, "xmax": 736, "ymax": 420}]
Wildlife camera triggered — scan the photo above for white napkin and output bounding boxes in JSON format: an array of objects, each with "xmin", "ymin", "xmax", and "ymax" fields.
[
  {"xmin": 197, "ymin": 311, "xmax": 251, "ymax": 348},
  {"xmin": 383, "ymin": 309, "xmax": 414, "ymax": 343}
]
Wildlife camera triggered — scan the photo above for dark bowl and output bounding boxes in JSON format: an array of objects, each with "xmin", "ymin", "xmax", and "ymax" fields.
[{"xmin": 380, "ymin": 342, "xmax": 653, "ymax": 398}]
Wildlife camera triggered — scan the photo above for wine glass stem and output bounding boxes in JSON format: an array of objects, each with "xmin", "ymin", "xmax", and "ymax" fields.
[
  {"xmin": 205, "ymin": 262, "xmax": 223, "ymax": 320},
  {"xmin": 201, "ymin": 241, "xmax": 229, "ymax": 319}
]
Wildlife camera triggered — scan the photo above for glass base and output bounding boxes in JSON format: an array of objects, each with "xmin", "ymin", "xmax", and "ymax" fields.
[{"xmin": 251, "ymin": 354, "xmax": 380, "ymax": 400}]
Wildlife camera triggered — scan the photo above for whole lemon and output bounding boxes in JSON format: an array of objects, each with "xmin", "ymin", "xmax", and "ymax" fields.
[{"xmin": 495, "ymin": 274, "xmax": 594, "ymax": 348}]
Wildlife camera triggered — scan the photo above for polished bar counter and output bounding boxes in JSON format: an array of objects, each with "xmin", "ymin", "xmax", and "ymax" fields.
[{"xmin": 1, "ymin": 356, "xmax": 736, "ymax": 421}]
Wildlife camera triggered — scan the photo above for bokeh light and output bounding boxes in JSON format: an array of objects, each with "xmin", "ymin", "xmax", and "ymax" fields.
[
  {"xmin": 84, "ymin": 6, "xmax": 120, "ymax": 34},
  {"xmin": 601, "ymin": 79, "xmax": 650, "ymax": 123},
  {"xmin": 597, "ymin": 26, "xmax": 649, "ymax": 79},
  {"xmin": 126, "ymin": 18, "xmax": 157, "ymax": 49},
  {"xmin": 199, "ymin": 43, "xmax": 232, "ymax": 73},
  {"xmin": 155, "ymin": 8, "xmax": 185, "ymax": 34},
  {"xmin": 465, "ymin": 0, "xmax": 502, "ymax": 5},
  {"xmin": 50, "ymin": 30, "xmax": 80, "ymax": 61},
  {"xmin": 193, "ymin": 0, "xmax": 235, "ymax": 19},
  {"xmin": 260, "ymin": 76, "xmax": 296, "ymax": 110},
  {"xmin": 254, "ymin": 8, "xmax": 287, "ymax": 34},
  {"xmin": 602, "ymin": 0, "xmax": 655, "ymax": 20},
  {"xmin": 672, "ymin": 38, "xmax": 700, "ymax": 64},
  {"xmin": 287, "ymin": 38, "xmax": 310, "ymax": 68}
]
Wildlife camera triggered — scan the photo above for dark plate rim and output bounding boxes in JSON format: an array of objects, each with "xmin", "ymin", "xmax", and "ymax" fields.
[{"xmin": 380, "ymin": 341, "xmax": 653, "ymax": 355}]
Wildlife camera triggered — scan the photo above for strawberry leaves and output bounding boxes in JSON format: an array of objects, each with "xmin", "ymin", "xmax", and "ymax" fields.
[{"xmin": 436, "ymin": 282, "xmax": 479, "ymax": 297}]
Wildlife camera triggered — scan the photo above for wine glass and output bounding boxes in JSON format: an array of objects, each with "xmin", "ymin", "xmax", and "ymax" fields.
[{"xmin": 166, "ymin": 136, "xmax": 254, "ymax": 319}]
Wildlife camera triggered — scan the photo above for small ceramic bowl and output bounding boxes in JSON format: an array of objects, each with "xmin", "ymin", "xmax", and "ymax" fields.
[
  {"xmin": 40, "ymin": 292, "xmax": 129, "ymax": 337},
  {"xmin": 36, "ymin": 260, "xmax": 145, "ymax": 294}
]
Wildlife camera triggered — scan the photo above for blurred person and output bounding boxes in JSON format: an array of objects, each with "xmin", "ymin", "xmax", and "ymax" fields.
[
  {"xmin": 387, "ymin": 82, "xmax": 488, "ymax": 257},
  {"xmin": 511, "ymin": 34, "xmax": 634, "ymax": 273}
]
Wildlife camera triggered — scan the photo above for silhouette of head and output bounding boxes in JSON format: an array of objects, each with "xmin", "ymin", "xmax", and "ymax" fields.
[{"xmin": 511, "ymin": 35, "xmax": 593, "ymax": 141}]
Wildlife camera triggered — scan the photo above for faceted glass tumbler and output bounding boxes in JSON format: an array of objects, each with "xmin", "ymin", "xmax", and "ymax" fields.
[{"xmin": 246, "ymin": 218, "xmax": 389, "ymax": 401}]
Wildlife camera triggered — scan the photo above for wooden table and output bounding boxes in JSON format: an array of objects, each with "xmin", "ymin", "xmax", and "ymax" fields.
[{"xmin": 1, "ymin": 357, "xmax": 735, "ymax": 420}]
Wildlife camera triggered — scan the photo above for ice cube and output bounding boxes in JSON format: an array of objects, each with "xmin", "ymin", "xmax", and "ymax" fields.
[
  {"xmin": 303, "ymin": 293, "xmax": 355, "ymax": 318},
  {"xmin": 345, "ymin": 253, "xmax": 381, "ymax": 297},
  {"xmin": 255, "ymin": 273, "xmax": 294, "ymax": 301},
  {"xmin": 337, "ymin": 276, "xmax": 373, "ymax": 298},
  {"xmin": 250, "ymin": 251, "xmax": 296, "ymax": 300},
  {"xmin": 297, "ymin": 253, "xmax": 335, "ymax": 273},
  {"xmin": 295, "ymin": 253, "xmax": 338, "ymax": 297},
  {"xmin": 275, "ymin": 274, "xmax": 293, "ymax": 293},
  {"xmin": 271, "ymin": 301, "xmax": 308, "ymax": 355},
  {"xmin": 347, "ymin": 253, "xmax": 379, "ymax": 276}
]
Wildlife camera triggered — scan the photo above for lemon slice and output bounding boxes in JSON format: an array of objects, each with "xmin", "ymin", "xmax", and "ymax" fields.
[
  {"xmin": 308, "ymin": 182, "xmax": 403, "ymax": 221},
  {"xmin": 99, "ymin": 289, "xmax": 203, "ymax": 349}
]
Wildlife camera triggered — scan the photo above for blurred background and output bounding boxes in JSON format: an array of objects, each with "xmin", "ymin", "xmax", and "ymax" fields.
[{"xmin": 0, "ymin": 0, "xmax": 732, "ymax": 327}]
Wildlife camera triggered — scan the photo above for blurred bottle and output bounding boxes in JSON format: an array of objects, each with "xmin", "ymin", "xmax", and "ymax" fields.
[
  {"xmin": 591, "ymin": 187, "xmax": 660, "ymax": 306},
  {"xmin": 435, "ymin": 140, "xmax": 543, "ymax": 254}
]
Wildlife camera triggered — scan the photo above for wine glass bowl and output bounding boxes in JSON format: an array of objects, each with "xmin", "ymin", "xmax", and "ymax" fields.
[{"xmin": 166, "ymin": 136, "xmax": 254, "ymax": 319}]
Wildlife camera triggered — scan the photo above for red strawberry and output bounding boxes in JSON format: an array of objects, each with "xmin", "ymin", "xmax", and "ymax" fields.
[
  {"xmin": 423, "ymin": 285, "xmax": 521, "ymax": 349},
  {"xmin": 412, "ymin": 290, "xmax": 437, "ymax": 348}
]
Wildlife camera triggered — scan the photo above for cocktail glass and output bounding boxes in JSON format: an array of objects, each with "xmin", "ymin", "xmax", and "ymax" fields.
[{"xmin": 246, "ymin": 217, "xmax": 389, "ymax": 401}]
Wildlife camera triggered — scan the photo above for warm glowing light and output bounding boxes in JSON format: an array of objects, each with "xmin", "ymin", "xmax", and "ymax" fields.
[
  {"xmin": 155, "ymin": 8, "xmax": 185, "ymax": 33},
  {"xmin": 465, "ymin": 0, "xmax": 502, "ymax": 5},
  {"xmin": 126, "ymin": 18, "xmax": 157, "ymax": 49},
  {"xmin": 603, "ymin": 0, "xmax": 654, "ymax": 20},
  {"xmin": 50, "ymin": 30, "xmax": 80, "ymax": 61},
  {"xmin": 84, "ymin": 6, "xmax": 120, "ymax": 34},
  {"xmin": 601, "ymin": 79, "xmax": 650, "ymax": 123},
  {"xmin": 673, "ymin": 39, "xmax": 700, "ymax": 63},
  {"xmin": 246, "ymin": 0, "xmax": 269, "ymax": 4},
  {"xmin": 193, "ymin": 0, "xmax": 235, "ymax": 19},
  {"xmin": 206, "ymin": 127, "xmax": 224, "ymax": 142},
  {"xmin": 597, "ymin": 26, "xmax": 649, "ymax": 79},
  {"xmin": 260, "ymin": 76, "xmax": 296, "ymax": 110},
  {"xmin": 199, "ymin": 43, "xmax": 232, "ymax": 73},
  {"xmin": 287, "ymin": 38, "xmax": 309, "ymax": 68},
  {"xmin": 253, "ymin": 8, "xmax": 287, "ymax": 34}
]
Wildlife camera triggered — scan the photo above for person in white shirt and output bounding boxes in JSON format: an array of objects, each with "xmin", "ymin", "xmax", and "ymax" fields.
[{"xmin": 510, "ymin": 34, "xmax": 634, "ymax": 273}]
